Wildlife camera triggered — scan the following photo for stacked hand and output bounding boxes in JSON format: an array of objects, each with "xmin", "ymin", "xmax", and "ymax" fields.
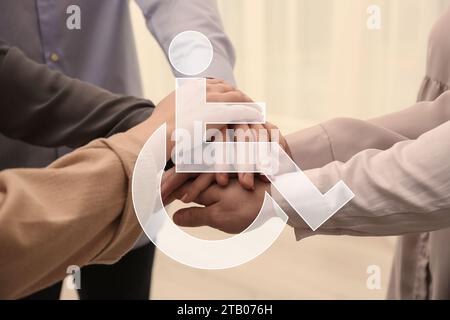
[
  {"xmin": 158, "ymin": 79, "xmax": 291, "ymax": 234},
  {"xmin": 169, "ymin": 178, "xmax": 270, "ymax": 234}
]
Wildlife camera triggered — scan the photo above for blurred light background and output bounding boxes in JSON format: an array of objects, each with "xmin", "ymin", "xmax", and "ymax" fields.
[
  {"xmin": 64, "ymin": 0, "xmax": 450, "ymax": 300},
  {"xmin": 132, "ymin": 0, "xmax": 449, "ymax": 130}
]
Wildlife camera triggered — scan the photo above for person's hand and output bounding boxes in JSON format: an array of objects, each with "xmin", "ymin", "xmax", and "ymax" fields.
[
  {"xmin": 144, "ymin": 78, "xmax": 290, "ymax": 200},
  {"xmin": 129, "ymin": 79, "xmax": 262, "ymax": 160},
  {"xmin": 161, "ymin": 120, "xmax": 291, "ymax": 204},
  {"xmin": 151, "ymin": 78, "xmax": 255, "ymax": 148},
  {"xmin": 152, "ymin": 78, "xmax": 263, "ymax": 195},
  {"xmin": 161, "ymin": 169, "xmax": 216, "ymax": 204},
  {"xmin": 220, "ymin": 121, "xmax": 291, "ymax": 187},
  {"xmin": 169, "ymin": 178, "xmax": 270, "ymax": 234}
]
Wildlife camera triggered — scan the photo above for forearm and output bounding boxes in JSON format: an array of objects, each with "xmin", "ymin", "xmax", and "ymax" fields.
[
  {"xmin": 368, "ymin": 90, "xmax": 450, "ymax": 139},
  {"xmin": 0, "ymin": 41, "xmax": 154, "ymax": 148},
  {"xmin": 136, "ymin": 0, "xmax": 236, "ymax": 84},
  {"xmin": 0, "ymin": 130, "xmax": 157, "ymax": 299},
  {"xmin": 286, "ymin": 90, "xmax": 450, "ymax": 170},
  {"xmin": 282, "ymin": 121, "xmax": 450, "ymax": 239},
  {"xmin": 285, "ymin": 118, "xmax": 407, "ymax": 171}
]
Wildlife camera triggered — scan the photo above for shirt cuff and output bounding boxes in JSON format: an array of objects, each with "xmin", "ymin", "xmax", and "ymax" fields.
[
  {"xmin": 285, "ymin": 124, "xmax": 334, "ymax": 171},
  {"xmin": 270, "ymin": 163, "xmax": 346, "ymax": 241},
  {"xmin": 197, "ymin": 52, "xmax": 236, "ymax": 86}
]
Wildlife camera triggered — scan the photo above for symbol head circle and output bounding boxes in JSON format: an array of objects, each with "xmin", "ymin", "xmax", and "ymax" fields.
[{"xmin": 168, "ymin": 30, "xmax": 214, "ymax": 76}]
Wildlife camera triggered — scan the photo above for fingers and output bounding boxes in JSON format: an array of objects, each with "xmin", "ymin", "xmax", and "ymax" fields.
[
  {"xmin": 207, "ymin": 82, "xmax": 236, "ymax": 94},
  {"xmin": 234, "ymin": 123, "xmax": 255, "ymax": 190},
  {"xmin": 238, "ymin": 172, "xmax": 254, "ymax": 190},
  {"xmin": 206, "ymin": 78, "xmax": 225, "ymax": 85},
  {"xmin": 213, "ymin": 126, "xmax": 230, "ymax": 186},
  {"xmin": 207, "ymin": 90, "xmax": 252, "ymax": 103},
  {"xmin": 165, "ymin": 179, "xmax": 195, "ymax": 204},
  {"xmin": 168, "ymin": 177, "xmax": 221, "ymax": 206},
  {"xmin": 205, "ymin": 79, "xmax": 250, "ymax": 103},
  {"xmin": 219, "ymin": 104, "xmax": 264, "ymax": 124},
  {"xmin": 182, "ymin": 173, "xmax": 216, "ymax": 203},
  {"xmin": 161, "ymin": 168, "xmax": 194, "ymax": 203},
  {"xmin": 253, "ymin": 122, "xmax": 290, "ymax": 182},
  {"xmin": 248, "ymin": 123, "xmax": 270, "ymax": 183},
  {"xmin": 162, "ymin": 179, "xmax": 192, "ymax": 205},
  {"xmin": 265, "ymin": 122, "xmax": 290, "ymax": 154},
  {"xmin": 169, "ymin": 78, "xmax": 266, "ymax": 195},
  {"xmin": 173, "ymin": 206, "xmax": 214, "ymax": 228},
  {"xmin": 215, "ymin": 172, "xmax": 229, "ymax": 186}
]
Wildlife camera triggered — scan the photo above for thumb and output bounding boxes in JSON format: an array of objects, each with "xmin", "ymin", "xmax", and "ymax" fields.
[{"xmin": 173, "ymin": 206, "xmax": 213, "ymax": 228}]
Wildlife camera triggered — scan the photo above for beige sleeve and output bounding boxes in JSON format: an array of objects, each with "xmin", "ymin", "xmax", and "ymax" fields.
[
  {"xmin": 281, "ymin": 120, "xmax": 450, "ymax": 240},
  {"xmin": 281, "ymin": 91, "xmax": 450, "ymax": 239},
  {"xmin": 368, "ymin": 91, "xmax": 450, "ymax": 139},
  {"xmin": 0, "ymin": 133, "xmax": 155, "ymax": 299},
  {"xmin": 286, "ymin": 90, "xmax": 450, "ymax": 170}
]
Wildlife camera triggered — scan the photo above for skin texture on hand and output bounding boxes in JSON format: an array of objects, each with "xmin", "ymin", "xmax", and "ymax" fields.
[
  {"xmin": 129, "ymin": 79, "xmax": 254, "ymax": 160},
  {"xmin": 136, "ymin": 78, "xmax": 291, "ymax": 234},
  {"xmin": 160, "ymin": 120, "xmax": 291, "ymax": 204},
  {"xmin": 170, "ymin": 178, "xmax": 271, "ymax": 234},
  {"xmin": 155, "ymin": 77, "xmax": 291, "ymax": 196}
]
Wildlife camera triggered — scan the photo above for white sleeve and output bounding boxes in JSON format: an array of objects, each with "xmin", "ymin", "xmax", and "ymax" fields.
[{"xmin": 135, "ymin": 0, "xmax": 236, "ymax": 85}]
